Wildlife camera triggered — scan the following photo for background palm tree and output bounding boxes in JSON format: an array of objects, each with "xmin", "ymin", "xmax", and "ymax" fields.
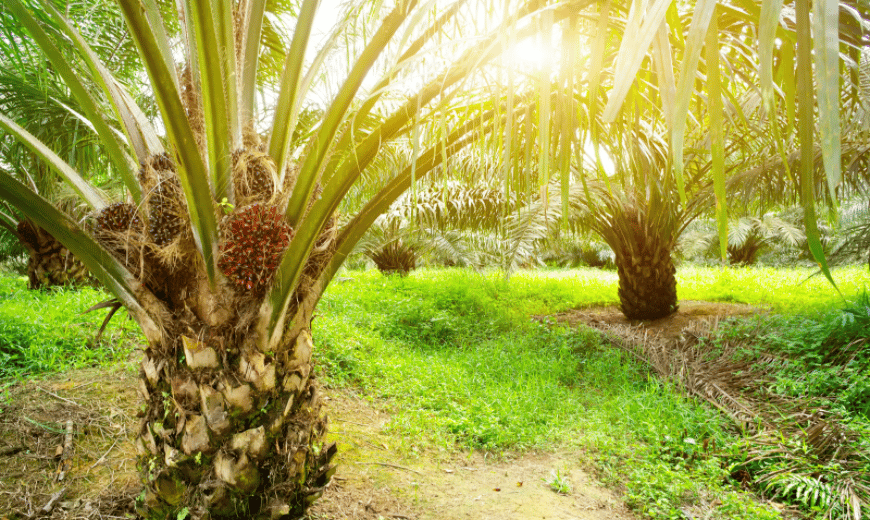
[
  {"xmin": 503, "ymin": 0, "xmax": 866, "ymax": 318},
  {"xmin": 356, "ymin": 178, "xmax": 516, "ymax": 274},
  {"xmin": 679, "ymin": 212, "xmax": 806, "ymax": 265},
  {"xmin": 0, "ymin": 0, "xmax": 138, "ymax": 288}
]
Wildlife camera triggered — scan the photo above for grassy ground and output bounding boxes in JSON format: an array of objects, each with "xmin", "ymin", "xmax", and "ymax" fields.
[
  {"xmin": 1, "ymin": 265, "xmax": 868, "ymax": 519},
  {"xmin": 0, "ymin": 276, "xmax": 139, "ymax": 380}
]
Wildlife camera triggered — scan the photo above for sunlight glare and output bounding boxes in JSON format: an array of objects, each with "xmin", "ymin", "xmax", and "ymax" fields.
[{"xmin": 503, "ymin": 36, "xmax": 558, "ymax": 76}]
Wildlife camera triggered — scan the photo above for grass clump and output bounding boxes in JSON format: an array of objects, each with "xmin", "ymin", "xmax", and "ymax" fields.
[
  {"xmin": 718, "ymin": 300, "xmax": 870, "ymax": 420},
  {"xmin": 0, "ymin": 274, "xmax": 139, "ymax": 379}
]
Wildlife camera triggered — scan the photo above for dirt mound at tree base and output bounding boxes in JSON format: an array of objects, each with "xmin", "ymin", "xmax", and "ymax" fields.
[{"xmin": 541, "ymin": 300, "xmax": 764, "ymax": 340}]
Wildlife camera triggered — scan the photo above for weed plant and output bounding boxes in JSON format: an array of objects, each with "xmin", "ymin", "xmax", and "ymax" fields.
[{"xmin": 0, "ymin": 274, "xmax": 139, "ymax": 378}]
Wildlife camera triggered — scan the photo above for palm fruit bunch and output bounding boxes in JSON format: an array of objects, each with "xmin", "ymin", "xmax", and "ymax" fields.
[
  {"xmin": 145, "ymin": 153, "xmax": 184, "ymax": 246},
  {"xmin": 232, "ymin": 149, "xmax": 274, "ymax": 200},
  {"xmin": 94, "ymin": 202, "xmax": 142, "ymax": 233},
  {"xmin": 219, "ymin": 203, "xmax": 293, "ymax": 292},
  {"xmin": 148, "ymin": 180, "xmax": 183, "ymax": 246},
  {"xmin": 151, "ymin": 151, "xmax": 174, "ymax": 172},
  {"xmin": 247, "ymin": 158, "xmax": 273, "ymax": 197}
]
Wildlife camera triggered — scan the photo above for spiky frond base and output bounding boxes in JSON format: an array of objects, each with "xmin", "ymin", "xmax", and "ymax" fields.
[{"xmin": 616, "ymin": 248, "xmax": 678, "ymax": 320}]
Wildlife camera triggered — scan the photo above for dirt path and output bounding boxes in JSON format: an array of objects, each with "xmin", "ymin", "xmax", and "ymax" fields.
[
  {"xmin": 0, "ymin": 367, "xmax": 635, "ymax": 520},
  {"xmin": 311, "ymin": 300, "xmax": 768, "ymax": 520},
  {"xmin": 309, "ymin": 391, "xmax": 635, "ymax": 520}
]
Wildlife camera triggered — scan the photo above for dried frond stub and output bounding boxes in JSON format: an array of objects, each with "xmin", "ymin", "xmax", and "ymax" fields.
[
  {"xmin": 219, "ymin": 203, "xmax": 293, "ymax": 293},
  {"xmin": 16, "ymin": 219, "xmax": 37, "ymax": 246}
]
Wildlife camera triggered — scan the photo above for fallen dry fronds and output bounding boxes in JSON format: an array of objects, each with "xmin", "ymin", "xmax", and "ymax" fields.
[{"xmin": 598, "ymin": 319, "xmax": 870, "ymax": 519}]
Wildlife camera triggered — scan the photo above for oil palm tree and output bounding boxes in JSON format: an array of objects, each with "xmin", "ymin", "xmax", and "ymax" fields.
[
  {"xmin": 679, "ymin": 212, "xmax": 806, "ymax": 265},
  {"xmin": 357, "ymin": 177, "xmax": 516, "ymax": 273},
  {"xmin": 507, "ymin": 0, "xmax": 862, "ymax": 318},
  {"xmin": 0, "ymin": 0, "xmax": 591, "ymax": 517}
]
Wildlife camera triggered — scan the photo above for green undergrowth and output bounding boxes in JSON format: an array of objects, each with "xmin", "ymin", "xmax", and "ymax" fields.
[
  {"xmin": 318, "ymin": 267, "xmax": 856, "ymax": 519},
  {"xmin": 0, "ymin": 275, "xmax": 139, "ymax": 379},
  {"xmin": 715, "ymin": 294, "xmax": 870, "ymax": 420},
  {"xmin": 2, "ymin": 265, "xmax": 867, "ymax": 519},
  {"xmin": 707, "ymin": 293, "xmax": 870, "ymax": 519},
  {"xmin": 676, "ymin": 264, "xmax": 867, "ymax": 313}
]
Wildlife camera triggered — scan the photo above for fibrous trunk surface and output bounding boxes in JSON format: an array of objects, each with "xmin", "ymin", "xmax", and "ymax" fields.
[
  {"xmin": 136, "ymin": 328, "xmax": 336, "ymax": 520},
  {"xmin": 614, "ymin": 237, "xmax": 678, "ymax": 321},
  {"xmin": 17, "ymin": 220, "xmax": 92, "ymax": 289}
]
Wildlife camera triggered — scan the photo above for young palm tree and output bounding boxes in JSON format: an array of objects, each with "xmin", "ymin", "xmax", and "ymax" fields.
[
  {"xmin": 357, "ymin": 179, "xmax": 515, "ymax": 273},
  {"xmin": 0, "ymin": 0, "xmax": 590, "ymax": 517},
  {"xmin": 679, "ymin": 213, "xmax": 806, "ymax": 265}
]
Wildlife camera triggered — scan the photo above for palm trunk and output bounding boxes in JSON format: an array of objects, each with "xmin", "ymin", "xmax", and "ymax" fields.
[
  {"xmin": 135, "ymin": 324, "xmax": 336, "ymax": 519},
  {"xmin": 614, "ymin": 241, "xmax": 679, "ymax": 320},
  {"xmin": 605, "ymin": 200, "xmax": 679, "ymax": 321},
  {"xmin": 89, "ymin": 152, "xmax": 342, "ymax": 520},
  {"xmin": 17, "ymin": 220, "xmax": 92, "ymax": 289}
]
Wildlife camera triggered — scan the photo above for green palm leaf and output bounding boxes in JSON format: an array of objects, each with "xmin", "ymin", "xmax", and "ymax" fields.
[
  {"xmin": 119, "ymin": 0, "xmax": 220, "ymax": 284},
  {"xmin": 796, "ymin": 0, "xmax": 839, "ymax": 290},
  {"xmin": 813, "ymin": 0, "xmax": 843, "ymax": 198},
  {"xmin": 7, "ymin": 0, "xmax": 140, "ymax": 200},
  {"xmin": 0, "ymin": 114, "xmax": 108, "ymax": 210}
]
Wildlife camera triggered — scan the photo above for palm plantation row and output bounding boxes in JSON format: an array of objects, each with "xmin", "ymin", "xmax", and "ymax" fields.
[{"xmin": 0, "ymin": 0, "xmax": 867, "ymax": 518}]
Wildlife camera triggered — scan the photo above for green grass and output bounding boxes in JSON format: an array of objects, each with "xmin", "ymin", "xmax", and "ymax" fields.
[
  {"xmin": 0, "ymin": 275, "xmax": 139, "ymax": 379},
  {"xmin": 676, "ymin": 264, "xmax": 867, "ymax": 313},
  {"xmin": 317, "ymin": 267, "xmax": 835, "ymax": 518},
  {"xmin": 3, "ymin": 265, "xmax": 868, "ymax": 519}
]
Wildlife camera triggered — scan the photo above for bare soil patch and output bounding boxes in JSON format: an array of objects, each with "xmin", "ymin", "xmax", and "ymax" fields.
[
  {"xmin": 0, "ymin": 365, "xmax": 141, "ymax": 519},
  {"xmin": 310, "ymin": 391, "xmax": 635, "ymax": 520},
  {"xmin": 542, "ymin": 300, "xmax": 765, "ymax": 339},
  {"xmin": 1, "ymin": 367, "xmax": 635, "ymax": 520}
]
